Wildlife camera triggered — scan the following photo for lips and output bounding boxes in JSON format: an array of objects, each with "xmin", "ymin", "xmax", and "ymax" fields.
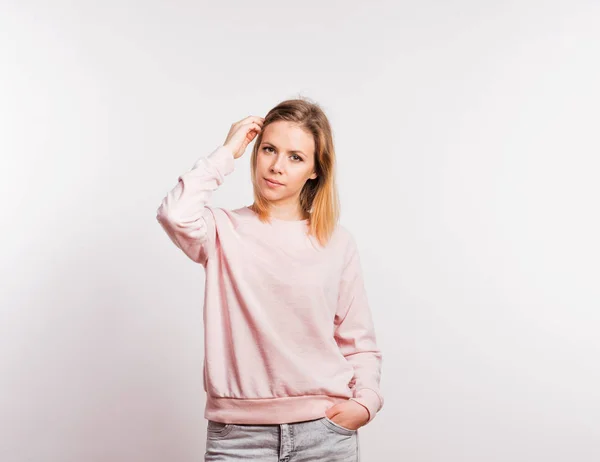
[{"xmin": 265, "ymin": 178, "xmax": 284, "ymax": 186}]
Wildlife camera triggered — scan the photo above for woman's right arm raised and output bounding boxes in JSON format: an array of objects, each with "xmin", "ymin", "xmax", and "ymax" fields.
[{"xmin": 156, "ymin": 116, "xmax": 264, "ymax": 265}]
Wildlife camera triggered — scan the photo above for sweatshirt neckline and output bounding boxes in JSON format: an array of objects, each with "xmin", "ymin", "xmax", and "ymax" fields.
[{"xmin": 244, "ymin": 205, "xmax": 309, "ymax": 224}]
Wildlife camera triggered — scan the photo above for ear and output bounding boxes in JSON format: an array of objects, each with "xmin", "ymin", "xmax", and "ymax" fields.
[{"xmin": 309, "ymin": 171, "xmax": 318, "ymax": 180}]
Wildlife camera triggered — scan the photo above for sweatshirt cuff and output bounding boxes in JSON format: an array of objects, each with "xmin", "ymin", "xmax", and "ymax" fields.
[
  {"xmin": 349, "ymin": 388, "xmax": 383, "ymax": 424},
  {"xmin": 193, "ymin": 145, "xmax": 236, "ymax": 176}
]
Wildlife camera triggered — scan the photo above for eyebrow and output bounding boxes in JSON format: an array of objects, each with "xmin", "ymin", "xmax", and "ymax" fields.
[{"xmin": 261, "ymin": 141, "xmax": 305, "ymax": 157}]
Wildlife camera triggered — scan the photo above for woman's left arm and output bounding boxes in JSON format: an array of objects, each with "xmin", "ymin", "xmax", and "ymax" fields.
[{"xmin": 333, "ymin": 235, "xmax": 384, "ymax": 425}]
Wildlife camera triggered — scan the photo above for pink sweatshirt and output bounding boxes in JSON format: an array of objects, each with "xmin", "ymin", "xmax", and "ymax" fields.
[{"xmin": 156, "ymin": 144, "xmax": 384, "ymax": 425}]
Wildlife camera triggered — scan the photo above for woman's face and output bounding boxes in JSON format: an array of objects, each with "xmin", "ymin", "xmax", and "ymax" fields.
[{"xmin": 255, "ymin": 120, "xmax": 317, "ymax": 205}]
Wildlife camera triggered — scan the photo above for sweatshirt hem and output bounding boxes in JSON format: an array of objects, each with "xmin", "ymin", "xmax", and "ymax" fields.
[{"xmin": 205, "ymin": 394, "xmax": 351, "ymax": 425}]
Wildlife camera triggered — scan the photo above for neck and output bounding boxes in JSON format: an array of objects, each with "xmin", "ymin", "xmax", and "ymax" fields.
[{"xmin": 250, "ymin": 203, "xmax": 308, "ymax": 221}]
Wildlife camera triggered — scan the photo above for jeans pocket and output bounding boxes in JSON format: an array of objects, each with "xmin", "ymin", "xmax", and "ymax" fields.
[
  {"xmin": 207, "ymin": 420, "xmax": 235, "ymax": 439},
  {"xmin": 321, "ymin": 416, "xmax": 357, "ymax": 435}
]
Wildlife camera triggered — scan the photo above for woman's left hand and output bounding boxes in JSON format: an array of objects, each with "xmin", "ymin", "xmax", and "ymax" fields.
[{"xmin": 325, "ymin": 399, "xmax": 370, "ymax": 431}]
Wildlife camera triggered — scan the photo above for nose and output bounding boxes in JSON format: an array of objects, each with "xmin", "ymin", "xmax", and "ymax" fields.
[{"xmin": 270, "ymin": 154, "xmax": 284, "ymax": 173}]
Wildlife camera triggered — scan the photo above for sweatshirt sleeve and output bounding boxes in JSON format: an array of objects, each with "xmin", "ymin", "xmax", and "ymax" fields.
[
  {"xmin": 156, "ymin": 144, "xmax": 235, "ymax": 265},
  {"xmin": 334, "ymin": 235, "xmax": 384, "ymax": 424}
]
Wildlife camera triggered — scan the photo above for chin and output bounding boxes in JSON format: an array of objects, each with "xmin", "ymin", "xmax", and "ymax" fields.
[{"xmin": 262, "ymin": 188, "xmax": 282, "ymax": 198}]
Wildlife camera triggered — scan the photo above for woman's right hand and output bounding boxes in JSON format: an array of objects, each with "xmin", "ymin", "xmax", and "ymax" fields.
[{"xmin": 223, "ymin": 116, "xmax": 265, "ymax": 160}]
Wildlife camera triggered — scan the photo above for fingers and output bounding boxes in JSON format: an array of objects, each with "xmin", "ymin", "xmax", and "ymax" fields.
[
  {"xmin": 232, "ymin": 116, "xmax": 264, "ymax": 128},
  {"xmin": 241, "ymin": 121, "xmax": 262, "ymax": 138},
  {"xmin": 226, "ymin": 117, "xmax": 264, "ymax": 159},
  {"xmin": 247, "ymin": 121, "xmax": 262, "ymax": 131}
]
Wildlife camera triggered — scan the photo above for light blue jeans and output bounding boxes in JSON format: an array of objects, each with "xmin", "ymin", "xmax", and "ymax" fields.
[{"xmin": 204, "ymin": 416, "xmax": 360, "ymax": 461}]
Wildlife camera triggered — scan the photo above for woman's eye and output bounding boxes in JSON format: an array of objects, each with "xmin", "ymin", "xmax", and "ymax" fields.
[{"xmin": 262, "ymin": 147, "xmax": 301, "ymax": 161}]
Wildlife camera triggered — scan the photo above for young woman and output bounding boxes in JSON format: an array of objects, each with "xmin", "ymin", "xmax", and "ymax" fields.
[{"xmin": 156, "ymin": 99, "xmax": 383, "ymax": 461}]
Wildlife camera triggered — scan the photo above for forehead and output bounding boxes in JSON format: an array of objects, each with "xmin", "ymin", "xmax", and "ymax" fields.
[{"xmin": 262, "ymin": 121, "xmax": 315, "ymax": 157}]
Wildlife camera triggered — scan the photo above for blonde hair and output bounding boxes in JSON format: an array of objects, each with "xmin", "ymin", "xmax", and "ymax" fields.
[{"xmin": 249, "ymin": 97, "xmax": 340, "ymax": 247}]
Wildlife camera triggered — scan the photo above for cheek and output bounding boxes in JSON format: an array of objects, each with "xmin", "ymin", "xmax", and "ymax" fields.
[
  {"xmin": 290, "ymin": 171, "xmax": 311, "ymax": 189},
  {"xmin": 255, "ymin": 157, "xmax": 268, "ymax": 174}
]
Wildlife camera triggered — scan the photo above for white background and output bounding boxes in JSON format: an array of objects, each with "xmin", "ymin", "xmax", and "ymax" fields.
[{"xmin": 1, "ymin": 1, "xmax": 599, "ymax": 461}]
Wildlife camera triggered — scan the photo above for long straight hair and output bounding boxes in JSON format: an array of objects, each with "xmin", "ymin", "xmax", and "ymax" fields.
[{"xmin": 249, "ymin": 98, "xmax": 340, "ymax": 247}]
